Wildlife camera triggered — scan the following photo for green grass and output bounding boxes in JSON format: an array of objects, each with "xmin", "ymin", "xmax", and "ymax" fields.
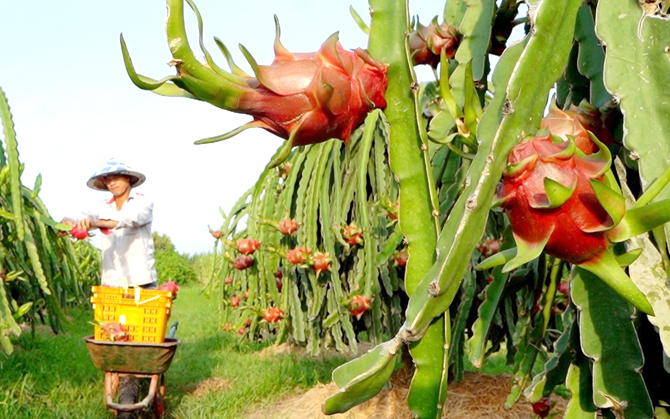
[{"xmin": 0, "ymin": 285, "xmax": 347, "ymax": 418}]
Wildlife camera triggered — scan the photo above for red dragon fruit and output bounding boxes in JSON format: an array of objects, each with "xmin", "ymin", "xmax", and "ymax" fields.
[
  {"xmin": 349, "ymin": 295, "xmax": 372, "ymax": 320},
  {"xmin": 157, "ymin": 281, "xmax": 180, "ymax": 298},
  {"xmin": 233, "ymin": 255, "xmax": 254, "ymax": 270},
  {"xmin": 211, "ymin": 230, "xmax": 223, "ymax": 239},
  {"xmin": 286, "ymin": 247, "xmax": 311, "ymax": 265},
  {"xmin": 91, "ymin": 320, "xmax": 129, "ymax": 342},
  {"xmin": 540, "ymin": 101, "xmax": 615, "ymax": 155},
  {"xmin": 531, "ymin": 398, "xmax": 551, "ymax": 418},
  {"xmin": 477, "ymin": 238, "xmax": 501, "ymax": 257},
  {"xmin": 224, "ymin": 276, "xmax": 234, "ymax": 285},
  {"xmin": 393, "ymin": 249, "xmax": 408, "ymax": 267},
  {"xmin": 70, "ymin": 226, "xmax": 89, "ymax": 240},
  {"xmin": 262, "ymin": 306, "xmax": 284, "ymax": 323},
  {"xmin": 492, "ymin": 130, "xmax": 655, "ymax": 314},
  {"xmin": 236, "ymin": 238, "xmax": 260, "ymax": 255},
  {"xmin": 222, "ymin": 322, "xmax": 233, "ymax": 332},
  {"xmin": 310, "ymin": 251, "xmax": 332, "ymax": 275},
  {"xmin": 231, "ymin": 296, "xmax": 241, "ymax": 307},
  {"xmin": 278, "ymin": 219, "xmax": 300, "ymax": 236},
  {"xmin": 408, "ymin": 19, "xmax": 460, "ymax": 68},
  {"xmin": 123, "ymin": 8, "xmax": 388, "ymax": 150},
  {"xmin": 342, "ymin": 224, "xmax": 364, "ymax": 246}
]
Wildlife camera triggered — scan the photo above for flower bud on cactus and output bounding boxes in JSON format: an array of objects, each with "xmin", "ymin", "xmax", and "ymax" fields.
[
  {"xmin": 238, "ymin": 327, "xmax": 246, "ymax": 335},
  {"xmin": 236, "ymin": 238, "xmax": 260, "ymax": 255},
  {"xmin": 286, "ymin": 247, "xmax": 311, "ymax": 265},
  {"xmin": 408, "ymin": 19, "xmax": 460, "ymax": 68},
  {"xmin": 349, "ymin": 295, "xmax": 371, "ymax": 320},
  {"xmin": 262, "ymin": 306, "xmax": 284, "ymax": 323},
  {"xmin": 224, "ymin": 276, "xmax": 234, "ymax": 285},
  {"xmin": 310, "ymin": 251, "xmax": 332, "ymax": 275},
  {"xmin": 231, "ymin": 296, "xmax": 241, "ymax": 307},
  {"xmin": 244, "ymin": 318, "xmax": 252, "ymax": 327},
  {"xmin": 211, "ymin": 230, "xmax": 223, "ymax": 239},
  {"xmin": 123, "ymin": 14, "xmax": 388, "ymax": 149},
  {"xmin": 342, "ymin": 224, "xmax": 364, "ymax": 246},
  {"xmin": 70, "ymin": 226, "xmax": 89, "ymax": 240},
  {"xmin": 233, "ymin": 255, "xmax": 254, "ymax": 270},
  {"xmin": 244, "ymin": 289, "xmax": 250, "ymax": 300},
  {"xmin": 277, "ymin": 163, "xmax": 292, "ymax": 179},
  {"xmin": 393, "ymin": 249, "xmax": 408, "ymax": 267},
  {"xmin": 278, "ymin": 219, "xmax": 300, "ymax": 236}
]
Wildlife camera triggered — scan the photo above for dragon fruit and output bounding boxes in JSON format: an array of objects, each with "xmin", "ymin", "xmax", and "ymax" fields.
[
  {"xmin": 70, "ymin": 226, "xmax": 89, "ymax": 240},
  {"xmin": 349, "ymin": 295, "xmax": 371, "ymax": 320},
  {"xmin": 211, "ymin": 230, "xmax": 223, "ymax": 239},
  {"xmin": 342, "ymin": 224, "xmax": 364, "ymax": 246},
  {"xmin": 286, "ymin": 247, "xmax": 311, "ymax": 265},
  {"xmin": 91, "ymin": 321, "xmax": 129, "ymax": 342},
  {"xmin": 123, "ymin": 5, "xmax": 388, "ymax": 150},
  {"xmin": 393, "ymin": 249, "xmax": 408, "ymax": 267},
  {"xmin": 408, "ymin": 20, "xmax": 460, "ymax": 68},
  {"xmin": 277, "ymin": 219, "xmax": 300, "ymax": 236},
  {"xmin": 231, "ymin": 296, "xmax": 241, "ymax": 307},
  {"xmin": 236, "ymin": 238, "xmax": 260, "ymax": 255},
  {"xmin": 477, "ymin": 238, "xmax": 501, "ymax": 257},
  {"xmin": 157, "ymin": 281, "xmax": 180, "ymax": 298},
  {"xmin": 233, "ymin": 255, "xmax": 254, "ymax": 270},
  {"xmin": 540, "ymin": 100, "xmax": 615, "ymax": 155},
  {"xmin": 310, "ymin": 251, "xmax": 332, "ymax": 275},
  {"xmin": 224, "ymin": 276, "xmax": 234, "ymax": 285},
  {"xmin": 492, "ymin": 129, "xmax": 657, "ymax": 314},
  {"xmin": 262, "ymin": 306, "xmax": 284, "ymax": 323}
]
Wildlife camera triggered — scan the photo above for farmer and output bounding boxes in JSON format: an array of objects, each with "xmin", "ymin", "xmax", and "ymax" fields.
[{"xmin": 62, "ymin": 159, "xmax": 158, "ymax": 289}]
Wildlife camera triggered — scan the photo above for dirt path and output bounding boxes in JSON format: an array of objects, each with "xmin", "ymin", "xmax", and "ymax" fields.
[{"xmin": 249, "ymin": 345, "xmax": 567, "ymax": 419}]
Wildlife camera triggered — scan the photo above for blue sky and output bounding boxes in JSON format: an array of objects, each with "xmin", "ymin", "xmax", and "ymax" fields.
[{"xmin": 0, "ymin": 1, "xmax": 456, "ymax": 254}]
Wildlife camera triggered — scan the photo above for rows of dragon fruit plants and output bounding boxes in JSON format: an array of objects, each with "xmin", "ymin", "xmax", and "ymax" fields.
[
  {"xmin": 0, "ymin": 88, "xmax": 97, "ymax": 355},
  {"xmin": 121, "ymin": 0, "xmax": 670, "ymax": 417},
  {"xmin": 205, "ymin": 126, "xmax": 408, "ymax": 354}
]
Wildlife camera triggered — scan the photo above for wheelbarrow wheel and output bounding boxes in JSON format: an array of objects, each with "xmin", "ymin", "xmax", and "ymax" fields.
[
  {"xmin": 117, "ymin": 376, "xmax": 140, "ymax": 419},
  {"xmin": 153, "ymin": 375, "xmax": 166, "ymax": 419}
]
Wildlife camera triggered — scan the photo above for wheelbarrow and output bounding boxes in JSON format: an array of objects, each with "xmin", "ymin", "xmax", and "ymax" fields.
[{"xmin": 84, "ymin": 323, "xmax": 180, "ymax": 418}]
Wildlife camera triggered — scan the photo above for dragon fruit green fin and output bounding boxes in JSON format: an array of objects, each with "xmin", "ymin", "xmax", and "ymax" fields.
[{"xmin": 502, "ymin": 230, "xmax": 552, "ymax": 273}]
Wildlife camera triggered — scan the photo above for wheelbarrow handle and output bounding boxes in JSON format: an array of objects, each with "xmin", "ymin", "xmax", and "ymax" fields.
[
  {"xmin": 105, "ymin": 373, "xmax": 159, "ymax": 412},
  {"xmin": 168, "ymin": 321, "xmax": 179, "ymax": 339}
]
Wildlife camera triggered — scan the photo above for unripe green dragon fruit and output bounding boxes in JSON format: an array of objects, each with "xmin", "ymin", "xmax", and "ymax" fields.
[
  {"xmin": 122, "ymin": 1, "xmax": 388, "ymax": 154},
  {"xmin": 485, "ymin": 128, "xmax": 670, "ymax": 315}
]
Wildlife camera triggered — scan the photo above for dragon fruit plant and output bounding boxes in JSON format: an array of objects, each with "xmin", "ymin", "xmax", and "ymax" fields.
[{"xmin": 129, "ymin": 0, "xmax": 670, "ymax": 418}]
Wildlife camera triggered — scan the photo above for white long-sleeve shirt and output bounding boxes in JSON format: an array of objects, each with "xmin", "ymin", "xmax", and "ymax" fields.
[{"xmin": 82, "ymin": 190, "xmax": 157, "ymax": 287}]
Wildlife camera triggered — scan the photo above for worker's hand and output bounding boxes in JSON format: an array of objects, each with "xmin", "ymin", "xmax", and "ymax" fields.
[
  {"xmin": 74, "ymin": 218, "xmax": 93, "ymax": 231},
  {"xmin": 60, "ymin": 217, "xmax": 74, "ymax": 227}
]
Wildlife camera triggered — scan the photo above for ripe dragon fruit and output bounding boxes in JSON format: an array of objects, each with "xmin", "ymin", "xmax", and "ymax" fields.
[
  {"xmin": 70, "ymin": 226, "xmax": 89, "ymax": 240},
  {"xmin": 122, "ymin": 2, "xmax": 388, "ymax": 154},
  {"xmin": 540, "ymin": 100, "xmax": 616, "ymax": 155},
  {"xmin": 408, "ymin": 19, "xmax": 460, "ymax": 68},
  {"xmin": 393, "ymin": 249, "xmax": 408, "ymax": 267},
  {"xmin": 310, "ymin": 251, "xmax": 332, "ymax": 275},
  {"xmin": 531, "ymin": 398, "xmax": 551, "ymax": 418},
  {"xmin": 477, "ymin": 238, "xmax": 501, "ymax": 257},
  {"xmin": 486, "ymin": 128, "xmax": 670, "ymax": 315},
  {"xmin": 262, "ymin": 306, "xmax": 284, "ymax": 323},
  {"xmin": 236, "ymin": 238, "xmax": 260, "ymax": 255},
  {"xmin": 277, "ymin": 219, "xmax": 300, "ymax": 236},
  {"xmin": 211, "ymin": 230, "xmax": 223, "ymax": 239},
  {"xmin": 233, "ymin": 255, "xmax": 254, "ymax": 270},
  {"xmin": 231, "ymin": 296, "xmax": 241, "ymax": 307},
  {"xmin": 349, "ymin": 295, "xmax": 371, "ymax": 320},
  {"xmin": 91, "ymin": 321, "xmax": 129, "ymax": 342},
  {"xmin": 157, "ymin": 281, "xmax": 180, "ymax": 298},
  {"xmin": 286, "ymin": 247, "xmax": 311, "ymax": 265},
  {"xmin": 224, "ymin": 276, "xmax": 234, "ymax": 285},
  {"xmin": 342, "ymin": 224, "xmax": 364, "ymax": 246}
]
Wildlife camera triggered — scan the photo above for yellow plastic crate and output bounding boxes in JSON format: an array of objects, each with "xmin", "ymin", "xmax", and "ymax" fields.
[{"xmin": 91, "ymin": 286, "xmax": 173, "ymax": 343}]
